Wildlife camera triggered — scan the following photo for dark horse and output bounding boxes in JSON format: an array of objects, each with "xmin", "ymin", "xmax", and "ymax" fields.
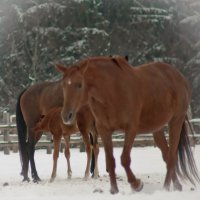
[
  {"xmin": 16, "ymin": 81, "xmax": 99, "ymax": 182},
  {"xmin": 33, "ymin": 106, "xmax": 99, "ymax": 182},
  {"xmin": 57, "ymin": 56, "xmax": 200, "ymax": 194}
]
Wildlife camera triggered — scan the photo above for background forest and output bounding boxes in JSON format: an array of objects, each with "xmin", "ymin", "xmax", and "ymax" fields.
[{"xmin": 0, "ymin": 0, "xmax": 200, "ymax": 117}]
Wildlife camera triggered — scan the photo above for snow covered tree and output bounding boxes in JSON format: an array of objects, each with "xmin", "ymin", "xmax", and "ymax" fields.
[
  {"xmin": 177, "ymin": 0, "xmax": 200, "ymax": 117},
  {"xmin": 0, "ymin": 0, "xmax": 200, "ymax": 117}
]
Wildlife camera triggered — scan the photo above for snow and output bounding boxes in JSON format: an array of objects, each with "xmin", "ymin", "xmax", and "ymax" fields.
[
  {"xmin": 0, "ymin": 146, "xmax": 200, "ymax": 200},
  {"xmin": 79, "ymin": 27, "xmax": 108, "ymax": 37},
  {"xmin": 24, "ymin": 3, "xmax": 66, "ymax": 15},
  {"xmin": 130, "ymin": 7, "xmax": 172, "ymax": 23},
  {"xmin": 180, "ymin": 15, "xmax": 200, "ymax": 26},
  {"xmin": 12, "ymin": 4, "xmax": 23, "ymax": 23}
]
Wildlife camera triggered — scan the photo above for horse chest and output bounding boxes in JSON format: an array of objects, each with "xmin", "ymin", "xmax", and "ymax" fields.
[{"xmin": 89, "ymin": 97, "xmax": 125, "ymax": 129}]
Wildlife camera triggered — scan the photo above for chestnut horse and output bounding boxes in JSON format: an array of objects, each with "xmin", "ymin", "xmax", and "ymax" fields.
[
  {"xmin": 16, "ymin": 81, "xmax": 99, "ymax": 182},
  {"xmin": 57, "ymin": 56, "xmax": 200, "ymax": 194},
  {"xmin": 33, "ymin": 106, "xmax": 99, "ymax": 182}
]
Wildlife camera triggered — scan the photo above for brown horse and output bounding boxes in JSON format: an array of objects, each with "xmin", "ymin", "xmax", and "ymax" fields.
[
  {"xmin": 57, "ymin": 56, "xmax": 200, "ymax": 194},
  {"xmin": 15, "ymin": 55, "xmax": 125, "ymax": 182},
  {"xmin": 16, "ymin": 81, "xmax": 99, "ymax": 182},
  {"xmin": 33, "ymin": 106, "xmax": 99, "ymax": 182}
]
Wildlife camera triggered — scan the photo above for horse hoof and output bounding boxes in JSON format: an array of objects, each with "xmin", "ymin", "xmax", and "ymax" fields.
[
  {"xmin": 22, "ymin": 177, "xmax": 30, "ymax": 182},
  {"xmin": 163, "ymin": 185, "xmax": 170, "ymax": 191},
  {"xmin": 131, "ymin": 179, "xmax": 143, "ymax": 192},
  {"xmin": 67, "ymin": 175, "xmax": 72, "ymax": 180},
  {"xmin": 173, "ymin": 182, "xmax": 182, "ymax": 191},
  {"xmin": 33, "ymin": 176, "xmax": 41, "ymax": 183},
  {"xmin": 49, "ymin": 178, "xmax": 55, "ymax": 183},
  {"xmin": 92, "ymin": 174, "xmax": 100, "ymax": 179},
  {"xmin": 68, "ymin": 172, "xmax": 72, "ymax": 179},
  {"xmin": 110, "ymin": 185, "xmax": 119, "ymax": 194},
  {"xmin": 83, "ymin": 176, "xmax": 89, "ymax": 181}
]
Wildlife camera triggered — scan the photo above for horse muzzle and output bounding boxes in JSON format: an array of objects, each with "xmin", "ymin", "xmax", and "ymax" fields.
[{"xmin": 61, "ymin": 109, "xmax": 76, "ymax": 125}]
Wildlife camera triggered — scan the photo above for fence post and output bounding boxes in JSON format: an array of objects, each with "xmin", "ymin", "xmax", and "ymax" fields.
[
  {"xmin": 46, "ymin": 145, "xmax": 52, "ymax": 154},
  {"xmin": 12, "ymin": 144, "xmax": 19, "ymax": 153},
  {"xmin": 3, "ymin": 130, "xmax": 10, "ymax": 155},
  {"xmin": 3, "ymin": 111, "xmax": 10, "ymax": 125},
  {"xmin": 79, "ymin": 142, "xmax": 85, "ymax": 152}
]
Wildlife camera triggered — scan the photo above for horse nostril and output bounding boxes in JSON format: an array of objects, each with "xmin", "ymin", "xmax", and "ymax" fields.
[{"xmin": 68, "ymin": 112, "xmax": 73, "ymax": 120}]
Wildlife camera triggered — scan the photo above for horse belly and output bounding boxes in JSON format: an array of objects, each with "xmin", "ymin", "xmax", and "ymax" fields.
[{"xmin": 137, "ymin": 107, "xmax": 172, "ymax": 133}]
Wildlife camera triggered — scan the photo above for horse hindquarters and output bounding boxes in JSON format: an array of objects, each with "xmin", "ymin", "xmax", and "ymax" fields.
[{"xmin": 164, "ymin": 115, "xmax": 200, "ymax": 190}]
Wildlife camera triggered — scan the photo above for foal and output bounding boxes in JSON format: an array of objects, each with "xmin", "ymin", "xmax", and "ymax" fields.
[{"xmin": 33, "ymin": 106, "xmax": 99, "ymax": 182}]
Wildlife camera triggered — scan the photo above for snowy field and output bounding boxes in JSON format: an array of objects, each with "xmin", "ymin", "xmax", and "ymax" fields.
[{"xmin": 0, "ymin": 146, "xmax": 200, "ymax": 200}]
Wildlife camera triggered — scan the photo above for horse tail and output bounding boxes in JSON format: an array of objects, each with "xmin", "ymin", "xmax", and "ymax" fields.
[
  {"xmin": 176, "ymin": 114, "xmax": 200, "ymax": 186},
  {"xmin": 16, "ymin": 89, "xmax": 27, "ymax": 167},
  {"xmin": 89, "ymin": 132, "xmax": 95, "ymax": 175}
]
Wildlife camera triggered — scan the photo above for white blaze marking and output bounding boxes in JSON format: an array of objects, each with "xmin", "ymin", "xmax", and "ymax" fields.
[{"xmin": 68, "ymin": 79, "xmax": 72, "ymax": 85}]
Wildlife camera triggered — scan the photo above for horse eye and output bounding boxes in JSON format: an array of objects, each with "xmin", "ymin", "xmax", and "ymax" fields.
[{"xmin": 75, "ymin": 83, "xmax": 82, "ymax": 89}]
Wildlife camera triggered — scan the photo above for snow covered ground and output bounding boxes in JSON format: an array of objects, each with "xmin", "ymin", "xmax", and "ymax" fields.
[{"xmin": 0, "ymin": 146, "xmax": 200, "ymax": 200}]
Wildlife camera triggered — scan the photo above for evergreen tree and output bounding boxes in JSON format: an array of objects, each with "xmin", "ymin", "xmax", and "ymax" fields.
[{"xmin": 0, "ymin": 0, "xmax": 200, "ymax": 117}]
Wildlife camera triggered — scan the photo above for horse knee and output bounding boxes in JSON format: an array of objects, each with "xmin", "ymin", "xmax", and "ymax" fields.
[
  {"xmin": 53, "ymin": 152, "xmax": 59, "ymax": 160},
  {"xmin": 65, "ymin": 154, "xmax": 70, "ymax": 161},
  {"xmin": 65, "ymin": 149, "xmax": 70, "ymax": 159},
  {"xmin": 85, "ymin": 144, "xmax": 91, "ymax": 154},
  {"xmin": 167, "ymin": 154, "xmax": 177, "ymax": 169},
  {"xmin": 121, "ymin": 154, "xmax": 130, "ymax": 168}
]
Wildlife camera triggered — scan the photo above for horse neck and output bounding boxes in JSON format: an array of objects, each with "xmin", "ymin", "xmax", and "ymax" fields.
[
  {"xmin": 44, "ymin": 108, "xmax": 61, "ymax": 132},
  {"xmin": 39, "ymin": 81, "xmax": 63, "ymax": 114},
  {"xmin": 85, "ymin": 59, "xmax": 137, "ymax": 89}
]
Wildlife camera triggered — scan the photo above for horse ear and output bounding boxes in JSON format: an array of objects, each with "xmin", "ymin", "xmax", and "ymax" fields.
[
  {"xmin": 41, "ymin": 115, "xmax": 45, "ymax": 119},
  {"xmin": 55, "ymin": 64, "xmax": 67, "ymax": 73},
  {"xmin": 125, "ymin": 55, "xmax": 129, "ymax": 61},
  {"xmin": 39, "ymin": 115, "xmax": 45, "ymax": 122},
  {"xmin": 78, "ymin": 59, "xmax": 90, "ymax": 75}
]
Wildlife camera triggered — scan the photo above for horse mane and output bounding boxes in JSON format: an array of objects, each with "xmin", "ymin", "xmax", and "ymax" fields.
[
  {"xmin": 110, "ymin": 55, "xmax": 133, "ymax": 72},
  {"xmin": 109, "ymin": 55, "xmax": 129, "ymax": 61},
  {"xmin": 73, "ymin": 56, "xmax": 131, "ymax": 75}
]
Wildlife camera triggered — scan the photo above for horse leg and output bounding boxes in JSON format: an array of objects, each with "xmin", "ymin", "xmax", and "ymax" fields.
[
  {"xmin": 80, "ymin": 132, "xmax": 92, "ymax": 180},
  {"xmin": 63, "ymin": 135, "xmax": 72, "ymax": 179},
  {"xmin": 153, "ymin": 130, "xmax": 182, "ymax": 191},
  {"xmin": 164, "ymin": 116, "xmax": 185, "ymax": 191},
  {"xmin": 98, "ymin": 126, "xmax": 118, "ymax": 194},
  {"xmin": 20, "ymin": 142, "xmax": 30, "ymax": 182},
  {"xmin": 28, "ymin": 128, "xmax": 41, "ymax": 182},
  {"xmin": 92, "ymin": 135, "xmax": 99, "ymax": 179},
  {"xmin": 121, "ymin": 130, "xmax": 143, "ymax": 192},
  {"xmin": 50, "ymin": 134, "xmax": 61, "ymax": 182},
  {"xmin": 90, "ymin": 126, "xmax": 99, "ymax": 179}
]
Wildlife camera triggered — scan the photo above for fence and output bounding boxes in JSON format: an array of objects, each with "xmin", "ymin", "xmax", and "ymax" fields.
[
  {"xmin": 0, "ymin": 128, "xmax": 157, "ymax": 155},
  {"xmin": 0, "ymin": 111, "xmax": 200, "ymax": 155}
]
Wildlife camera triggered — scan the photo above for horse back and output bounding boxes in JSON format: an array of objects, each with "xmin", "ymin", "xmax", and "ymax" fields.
[
  {"xmin": 85, "ymin": 60, "xmax": 191, "ymax": 132},
  {"xmin": 133, "ymin": 62, "xmax": 191, "ymax": 132},
  {"xmin": 20, "ymin": 81, "xmax": 63, "ymax": 126},
  {"xmin": 135, "ymin": 62, "xmax": 191, "ymax": 104}
]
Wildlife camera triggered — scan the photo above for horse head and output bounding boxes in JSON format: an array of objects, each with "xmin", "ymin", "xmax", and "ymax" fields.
[{"xmin": 56, "ymin": 63, "xmax": 88, "ymax": 125}]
